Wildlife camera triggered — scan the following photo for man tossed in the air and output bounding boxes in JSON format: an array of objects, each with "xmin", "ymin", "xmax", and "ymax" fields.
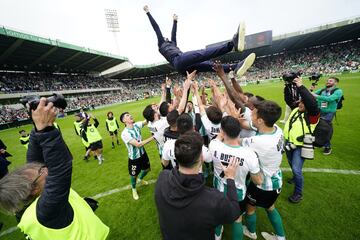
[{"xmin": 143, "ymin": 5, "xmax": 256, "ymax": 77}]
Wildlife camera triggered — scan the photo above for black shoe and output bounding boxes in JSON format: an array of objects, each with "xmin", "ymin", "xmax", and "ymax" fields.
[
  {"xmin": 112, "ymin": 145, "xmax": 115, "ymax": 149},
  {"xmin": 232, "ymin": 22, "xmax": 245, "ymax": 52},
  {"xmin": 83, "ymin": 156, "xmax": 89, "ymax": 162},
  {"xmin": 323, "ymin": 147, "xmax": 332, "ymax": 155},
  {"xmin": 287, "ymin": 178, "xmax": 295, "ymax": 184},
  {"xmin": 0, "ymin": 222, "xmax": 3, "ymax": 231},
  {"xmin": 288, "ymin": 193, "xmax": 303, "ymax": 203},
  {"xmin": 117, "ymin": 140, "xmax": 120, "ymax": 145}
]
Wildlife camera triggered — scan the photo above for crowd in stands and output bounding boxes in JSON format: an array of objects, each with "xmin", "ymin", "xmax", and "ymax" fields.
[{"xmin": 0, "ymin": 40, "xmax": 358, "ymax": 124}]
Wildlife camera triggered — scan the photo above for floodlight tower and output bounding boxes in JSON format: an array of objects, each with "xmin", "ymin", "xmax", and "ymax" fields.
[{"xmin": 104, "ymin": 9, "xmax": 120, "ymax": 54}]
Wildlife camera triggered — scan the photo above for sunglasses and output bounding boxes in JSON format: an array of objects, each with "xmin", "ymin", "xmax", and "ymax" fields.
[{"xmin": 32, "ymin": 165, "xmax": 47, "ymax": 186}]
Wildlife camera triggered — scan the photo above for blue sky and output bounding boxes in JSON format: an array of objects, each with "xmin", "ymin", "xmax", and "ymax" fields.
[{"xmin": 0, "ymin": 0, "xmax": 359, "ymax": 65}]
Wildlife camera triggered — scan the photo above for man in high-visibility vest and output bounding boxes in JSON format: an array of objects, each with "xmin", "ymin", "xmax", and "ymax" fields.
[
  {"xmin": 81, "ymin": 114, "xmax": 104, "ymax": 165},
  {"xmin": 284, "ymin": 77, "xmax": 320, "ymax": 203},
  {"xmin": 19, "ymin": 130, "xmax": 30, "ymax": 149},
  {"xmin": 0, "ymin": 98, "xmax": 109, "ymax": 240},
  {"xmin": 106, "ymin": 111, "xmax": 120, "ymax": 149},
  {"xmin": 74, "ymin": 113, "xmax": 92, "ymax": 161}
]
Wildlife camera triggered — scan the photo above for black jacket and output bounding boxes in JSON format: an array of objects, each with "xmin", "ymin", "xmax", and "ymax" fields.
[
  {"xmin": 155, "ymin": 168, "xmax": 240, "ymax": 240},
  {"xmin": 23, "ymin": 127, "xmax": 74, "ymax": 229}
]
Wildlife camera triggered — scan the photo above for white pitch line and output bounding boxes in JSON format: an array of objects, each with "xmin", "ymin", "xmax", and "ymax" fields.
[
  {"xmin": 0, "ymin": 179, "xmax": 157, "ymax": 238},
  {"xmin": 1, "ymin": 167, "xmax": 360, "ymax": 238},
  {"xmin": 281, "ymin": 167, "xmax": 360, "ymax": 175},
  {"xmin": 0, "ymin": 227, "xmax": 18, "ymax": 238}
]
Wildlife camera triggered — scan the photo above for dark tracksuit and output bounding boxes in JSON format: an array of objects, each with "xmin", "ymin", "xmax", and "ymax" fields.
[
  {"xmin": 155, "ymin": 168, "xmax": 240, "ymax": 240},
  {"xmin": 146, "ymin": 12, "xmax": 237, "ymax": 73}
]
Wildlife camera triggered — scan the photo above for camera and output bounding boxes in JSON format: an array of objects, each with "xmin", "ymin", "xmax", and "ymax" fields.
[
  {"xmin": 308, "ymin": 73, "xmax": 322, "ymax": 86},
  {"xmin": 20, "ymin": 93, "xmax": 67, "ymax": 112},
  {"xmin": 301, "ymin": 134, "xmax": 315, "ymax": 160},
  {"xmin": 284, "ymin": 142, "xmax": 297, "ymax": 151},
  {"xmin": 282, "ymin": 71, "xmax": 302, "ymax": 83}
]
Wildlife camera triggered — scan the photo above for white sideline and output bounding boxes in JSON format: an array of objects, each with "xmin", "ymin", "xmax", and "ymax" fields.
[{"xmin": 1, "ymin": 167, "xmax": 360, "ymax": 238}]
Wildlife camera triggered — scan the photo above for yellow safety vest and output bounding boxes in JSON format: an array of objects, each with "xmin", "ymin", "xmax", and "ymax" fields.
[
  {"xmin": 106, "ymin": 118, "xmax": 118, "ymax": 132},
  {"xmin": 53, "ymin": 122, "xmax": 60, "ymax": 130},
  {"xmin": 18, "ymin": 188, "xmax": 109, "ymax": 240},
  {"xmin": 19, "ymin": 135, "xmax": 30, "ymax": 149},
  {"xmin": 86, "ymin": 125, "xmax": 102, "ymax": 144},
  {"xmin": 284, "ymin": 107, "xmax": 318, "ymax": 146},
  {"xmin": 74, "ymin": 121, "xmax": 90, "ymax": 148}
]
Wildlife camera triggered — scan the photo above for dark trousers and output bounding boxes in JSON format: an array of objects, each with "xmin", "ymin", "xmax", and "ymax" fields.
[
  {"xmin": 146, "ymin": 12, "xmax": 235, "ymax": 73},
  {"xmin": 320, "ymin": 112, "xmax": 336, "ymax": 148},
  {"xmin": 173, "ymin": 43, "xmax": 235, "ymax": 73}
]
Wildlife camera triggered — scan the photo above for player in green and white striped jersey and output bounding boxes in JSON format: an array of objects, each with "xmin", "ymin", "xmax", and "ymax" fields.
[
  {"xmin": 209, "ymin": 116, "xmax": 263, "ymax": 240},
  {"xmin": 240, "ymin": 100, "xmax": 286, "ymax": 240},
  {"xmin": 120, "ymin": 112, "xmax": 154, "ymax": 200}
]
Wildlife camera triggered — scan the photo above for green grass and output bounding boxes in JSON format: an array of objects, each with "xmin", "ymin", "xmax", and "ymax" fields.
[{"xmin": 1, "ymin": 73, "xmax": 360, "ymax": 239}]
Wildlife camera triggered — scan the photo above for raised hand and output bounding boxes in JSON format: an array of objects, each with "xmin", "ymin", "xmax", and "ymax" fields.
[
  {"xmin": 32, "ymin": 98, "xmax": 57, "ymax": 131},
  {"xmin": 186, "ymin": 70, "xmax": 197, "ymax": 82},
  {"xmin": 212, "ymin": 60, "xmax": 226, "ymax": 79},
  {"xmin": 173, "ymin": 14, "xmax": 178, "ymax": 21},
  {"xmin": 143, "ymin": 5, "xmax": 149, "ymax": 13}
]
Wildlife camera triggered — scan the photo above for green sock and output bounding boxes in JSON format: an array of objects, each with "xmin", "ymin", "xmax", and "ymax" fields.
[
  {"xmin": 139, "ymin": 170, "xmax": 149, "ymax": 180},
  {"xmin": 232, "ymin": 222, "xmax": 243, "ymax": 240},
  {"xmin": 130, "ymin": 176, "xmax": 136, "ymax": 189},
  {"xmin": 246, "ymin": 212, "xmax": 257, "ymax": 233},
  {"xmin": 215, "ymin": 225, "xmax": 222, "ymax": 237},
  {"xmin": 266, "ymin": 208, "xmax": 285, "ymax": 237}
]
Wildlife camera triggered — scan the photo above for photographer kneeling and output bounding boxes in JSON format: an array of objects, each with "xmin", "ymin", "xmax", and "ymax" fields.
[
  {"xmin": 0, "ymin": 98, "xmax": 109, "ymax": 240},
  {"xmin": 284, "ymin": 78, "xmax": 320, "ymax": 203}
]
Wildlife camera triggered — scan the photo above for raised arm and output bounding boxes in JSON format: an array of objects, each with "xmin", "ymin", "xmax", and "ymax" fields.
[
  {"xmin": 193, "ymin": 81, "xmax": 206, "ymax": 116},
  {"xmin": 213, "ymin": 61, "xmax": 244, "ymax": 110},
  {"xmin": 171, "ymin": 14, "xmax": 178, "ymax": 45},
  {"xmin": 31, "ymin": 98, "xmax": 74, "ymax": 228},
  {"xmin": 177, "ymin": 70, "xmax": 196, "ymax": 114}
]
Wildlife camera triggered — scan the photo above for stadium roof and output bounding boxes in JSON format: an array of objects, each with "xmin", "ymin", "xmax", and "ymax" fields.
[
  {"xmin": 108, "ymin": 16, "xmax": 360, "ymax": 79},
  {"xmin": 0, "ymin": 26, "xmax": 128, "ymax": 73}
]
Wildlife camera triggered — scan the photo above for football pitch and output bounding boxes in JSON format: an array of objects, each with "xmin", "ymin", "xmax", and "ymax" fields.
[{"xmin": 1, "ymin": 73, "xmax": 360, "ymax": 240}]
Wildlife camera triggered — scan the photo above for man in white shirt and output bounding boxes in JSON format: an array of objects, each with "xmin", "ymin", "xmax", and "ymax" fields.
[
  {"xmin": 162, "ymin": 113, "xmax": 211, "ymax": 170},
  {"xmin": 143, "ymin": 105, "xmax": 169, "ymax": 167}
]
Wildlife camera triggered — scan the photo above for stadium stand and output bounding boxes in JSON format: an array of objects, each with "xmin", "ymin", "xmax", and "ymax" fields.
[{"xmin": 0, "ymin": 17, "xmax": 359, "ymax": 127}]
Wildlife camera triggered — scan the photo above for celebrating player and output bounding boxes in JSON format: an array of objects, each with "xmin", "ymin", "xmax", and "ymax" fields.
[{"xmin": 120, "ymin": 112, "xmax": 154, "ymax": 200}]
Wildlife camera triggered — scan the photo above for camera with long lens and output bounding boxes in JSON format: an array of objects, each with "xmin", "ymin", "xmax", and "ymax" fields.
[
  {"xmin": 300, "ymin": 134, "xmax": 315, "ymax": 159},
  {"xmin": 308, "ymin": 73, "xmax": 322, "ymax": 86},
  {"xmin": 20, "ymin": 93, "xmax": 67, "ymax": 113},
  {"xmin": 282, "ymin": 71, "xmax": 302, "ymax": 84}
]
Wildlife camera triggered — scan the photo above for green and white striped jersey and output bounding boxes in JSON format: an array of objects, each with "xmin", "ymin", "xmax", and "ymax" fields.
[
  {"xmin": 242, "ymin": 124, "xmax": 284, "ymax": 191},
  {"xmin": 121, "ymin": 121, "xmax": 145, "ymax": 160},
  {"xmin": 209, "ymin": 139, "xmax": 260, "ymax": 200}
]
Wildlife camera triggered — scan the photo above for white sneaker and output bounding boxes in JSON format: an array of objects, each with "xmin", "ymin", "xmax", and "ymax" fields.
[
  {"xmin": 132, "ymin": 189, "xmax": 139, "ymax": 200},
  {"xmin": 279, "ymin": 120, "xmax": 286, "ymax": 124},
  {"xmin": 243, "ymin": 225, "xmax": 257, "ymax": 239},
  {"xmin": 214, "ymin": 226, "xmax": 223, "ymax": 240},
  {"xmin": 98, "ymin": 159, "xmax": 103, "ymax": 165},
  {"xmin": 137, "ymin": 179, "xmax": 149, "ymax": 186},
  {"xmin": 261, "ymin": 232, "xmax": 285, "ymax": 240},
  {"xmin": 236, "ymin": 53, "xmax": 256, "ymax": 77},
  {"xmin": 237, "ymin": 22, "xmax": 246, "ymax": 52}
]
